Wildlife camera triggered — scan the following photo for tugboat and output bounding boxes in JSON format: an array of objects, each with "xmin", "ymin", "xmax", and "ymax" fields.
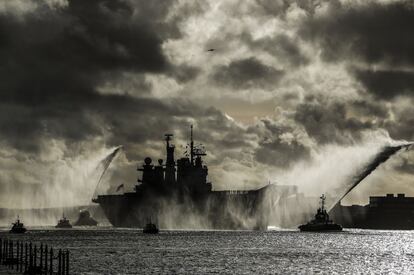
[
  {"xmin": 55, "ymin": 214, "xmax": 72, "ymax": 228},
  {"xmin": 143, "ymin": 218, "xmax": 159, "ymax": 234},
  {"xmin": 299, "ymin": 194, "xmax": 343, "ymax": 232},
  {"xmin": 10, "ymin": 216, "xmax": 27, "ymax": 234}
]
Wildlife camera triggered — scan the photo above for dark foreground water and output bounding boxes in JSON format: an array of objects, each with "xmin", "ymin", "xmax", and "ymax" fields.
[{"xmin": 1, "ymin": 227, "xmax": 414, "ymax": 274}]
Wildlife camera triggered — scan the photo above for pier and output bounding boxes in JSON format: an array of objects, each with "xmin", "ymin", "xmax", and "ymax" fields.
[{"xmin": 0, "ymin": 238, "xmax": 69, "ymax": 275}]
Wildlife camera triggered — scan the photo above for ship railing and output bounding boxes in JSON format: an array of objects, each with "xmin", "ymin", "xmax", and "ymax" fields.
[{"xmin": 0, "ymin": 238, "xmax": 69, "ymax": 274}]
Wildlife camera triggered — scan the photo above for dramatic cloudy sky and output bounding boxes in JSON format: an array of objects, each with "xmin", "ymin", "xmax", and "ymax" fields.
[{"xmin": 1, "ymin": 0, "xmax": 414, "ymax": 208}]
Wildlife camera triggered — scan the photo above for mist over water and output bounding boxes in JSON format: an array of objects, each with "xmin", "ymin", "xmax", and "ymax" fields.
[
  {"xmin": 266, "ymin": 134, "xmax": 413, "ymax": 228},
  {"xmin": 69, "ymin": 139, "xmax": 414, "ymax": 229},
  {"xmin": 0, "ymin": 145, "xmax": 122, "ymax": 226},
  {"xmin": 1, "ymin": 135, "xmax": 412, "ymax": 229}
]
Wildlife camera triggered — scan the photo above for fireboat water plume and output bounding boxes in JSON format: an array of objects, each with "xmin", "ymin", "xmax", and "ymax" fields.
[
  {"xmin": 92, "ymin": 145, "xmax": 123, "ymax": 199},
  {"xmin": 328, "ymin": 142, "xmax": 413, "ymax": 211},
  {"xmin": 270, "ymin": 135, "xmax": 413, "ymax": 228},
  {"xmin": 0, "ymin": 144, "xmax": 123, "ymax": 226}
]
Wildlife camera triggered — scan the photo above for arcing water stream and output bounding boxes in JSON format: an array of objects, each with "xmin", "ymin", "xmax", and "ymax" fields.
[
  {"xmin": 92, "ymin": 146, "xmax": 123, "ymax": 199},
  {"xmin": 328, "ymin": 142, "xmax": 413, "ymax": 211}
]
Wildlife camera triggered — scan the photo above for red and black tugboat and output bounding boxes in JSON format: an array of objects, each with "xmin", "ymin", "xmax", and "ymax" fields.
[
  {"xmin": 299, "ymin": 194, "xmax": 342, "ymax": 232},
  {"xmin": 10, "ymin": 216, "xmax": 27, "ymax": 234}
]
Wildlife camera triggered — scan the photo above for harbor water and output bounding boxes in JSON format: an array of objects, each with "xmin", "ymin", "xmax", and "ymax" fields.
[{"xmin": 1, "ymin": 228, "xmax": 414, "ymax": 274}]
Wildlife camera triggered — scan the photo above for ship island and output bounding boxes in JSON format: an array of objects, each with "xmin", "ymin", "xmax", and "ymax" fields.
[{"xmin": 93, "ymin": 126, "xmax": 271, "ymax": 230}]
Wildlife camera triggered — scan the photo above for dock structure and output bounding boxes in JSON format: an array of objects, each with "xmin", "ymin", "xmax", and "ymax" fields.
[{"xmin": 0, "ymin": 238, "xmax": 69, "ymax": 275}]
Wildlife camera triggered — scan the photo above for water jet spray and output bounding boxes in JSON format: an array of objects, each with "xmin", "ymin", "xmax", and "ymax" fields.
[
  {"xmin": 92, "ymin": 146, "xmax": 123, "ymax": 199},
  {"xmin": 328, "ymin": 142, "xmax": 413, "ymax": 211}
]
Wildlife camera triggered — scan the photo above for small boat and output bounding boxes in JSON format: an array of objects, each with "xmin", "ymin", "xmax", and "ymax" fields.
[
  {"xmin": 298, "ymin": 194, "xmax": 343, "ymax": 232},
  {"xmin": 10, "ymin": 216, "xmax": 27, "ymax": 234},
  {"xmin": 55, "ymin": 214, "xmax": 72, "ymax": 228},
  {"xmin": 143, "ymin": 219, "xmax": 159, "ymax": 234}
]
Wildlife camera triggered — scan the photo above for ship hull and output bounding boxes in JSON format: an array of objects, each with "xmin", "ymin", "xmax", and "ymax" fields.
[
  {"xmin": 55, "ymin": 224, "xmax": 72, "ymax": 228},
  {"xmin": 94, "ymin": 187, "xmax": 270, "ymax": 230},
  {"xmin": 298, "ymin": 223, "xmax": 342, "ymax": 232},
  {"xmin": 9, "ymin": 228, "xmax": 27, "ymax": 234}
]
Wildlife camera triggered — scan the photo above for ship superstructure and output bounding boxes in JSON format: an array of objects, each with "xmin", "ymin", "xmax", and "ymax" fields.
[
  {"xmin": 93, "ymin": 126, "xmax": 270, "ymax": 230},
  {"xmin": 136, "ymin": 125, "xmax": 212, "ymax": 196}
]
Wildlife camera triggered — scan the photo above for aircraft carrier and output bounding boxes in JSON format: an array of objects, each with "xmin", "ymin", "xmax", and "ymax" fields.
[{"xmin": 93, "ymin": 126, "xmax": 271, "ymax": 230}]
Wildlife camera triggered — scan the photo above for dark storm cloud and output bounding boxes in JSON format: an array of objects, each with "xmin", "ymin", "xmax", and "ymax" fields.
[
  {"xmin": 167, "ymin": 64, "xmax": 200, "ymax": 84},
  {"xmin": 212, "ymin": 57, "xmax": 284, "ymax": 90},
  {"xmin": 273, "ymin": 34, "xmax": 309, "ymax": 67},
  {"xmin": 349, "ymin": 100, "xmax": 389, "ymax": 119},
  {"xmin": 394, "ymin": 155, "xmax": 414, "ymax": 174},
  {"xmin": 0, "ymin": 0, "xmax": 201, "ymax": 153},
  {"xmin": 254, "ymin": 0, "xmax": 325, "ymax": 17},
  {"xmin": 301, "ymin": 1, "xmax": 414, "ymax": 66},
  {"xmin": 352, "ymin": 69, "xmax": 414, "ymax": 99},
  {"xmin": 294, "ymin": 97, "xmax": 377, "ymax": 144},
  {"xmin": 383, "ymin": 102, "xmax": 414, "ymax": 141},
  {"xmin": 95, "ymin": 98, "xmax": 217, "ymax": 144},
  {"xmin": 255, "ymin": 138, "xmax": 309, "ymax": 167},
  {"xmin": 193, "ymin": 109, "xmax": 253, "ymax": 150},
  {"xmin": 243, "ymin": 33, "xmax": 309, "ymax": 67},
  {"xmin": 300, "ymin": 1, "xmax": 414, "ymax": 98},
  {"xmin": 252, "ymin": 118, "xmax": 311, "ymax": 167}
]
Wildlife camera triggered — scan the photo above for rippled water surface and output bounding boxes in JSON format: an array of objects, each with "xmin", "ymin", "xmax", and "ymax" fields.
[{"xmin": 1, "ymin": 228, "xmax": 414, "ymax": 274}]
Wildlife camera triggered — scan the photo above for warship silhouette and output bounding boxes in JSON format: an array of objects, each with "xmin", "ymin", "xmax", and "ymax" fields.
[
  {"xmin": 93, "ymin": 126, "xmax": 270, "ymax": 230},
  {"xmin": 299, "ymin": 194, "xmax": 342, "ymax": 232}
]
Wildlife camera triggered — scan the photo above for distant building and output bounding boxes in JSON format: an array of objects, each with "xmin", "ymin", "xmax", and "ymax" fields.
[{"xmin": 330, "ymin": 193, "xmax": 414, "ymax": 229}]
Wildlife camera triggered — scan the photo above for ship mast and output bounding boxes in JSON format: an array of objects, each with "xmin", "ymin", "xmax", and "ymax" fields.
[
  {"xmin": 164, "ymin": 133, "xmax": 176, "ymax": 184},
  {"xmin": 190, "ymin": 125, "xmax": 194, "ymax": 165},
  {"xmin": 320, "ymin": 194, "xmax": 326, "ymax": 211}
]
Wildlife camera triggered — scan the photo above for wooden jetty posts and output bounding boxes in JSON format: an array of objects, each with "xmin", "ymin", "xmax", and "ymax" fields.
[{"xmin": 0, "ymin": 238, "xmax": 69, "ymax": 275}]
